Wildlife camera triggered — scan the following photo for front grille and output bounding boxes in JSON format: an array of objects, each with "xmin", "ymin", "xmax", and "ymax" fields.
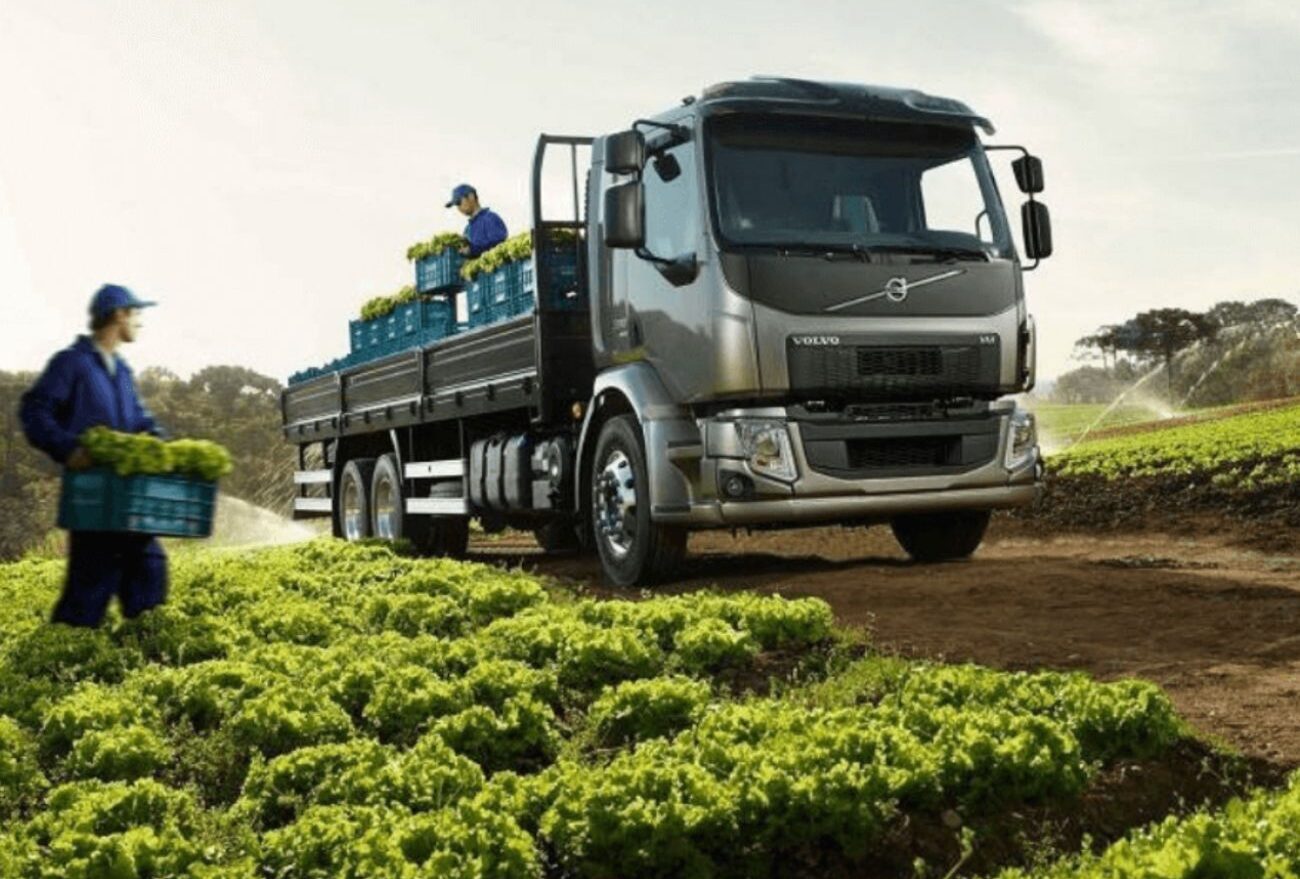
[
  {"xmin": 799, "ymin": 413, "xmax": 1002, "ymax": 479},
  {"xmin": 845, "ymin": 436, "xmax": 961, "ymax": 470},
  {"xmin": 788, "ymin": 337, "xmax": 1000, "ymax": 398},
  {"xmin": 856, "ymin": 347, "xmax": 944, "ymax": 377}
]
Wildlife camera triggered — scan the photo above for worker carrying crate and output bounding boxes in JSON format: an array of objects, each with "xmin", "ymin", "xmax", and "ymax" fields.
[{"xmin": 19, "ymin": 284, "xmax": 192, "ymax": 628}]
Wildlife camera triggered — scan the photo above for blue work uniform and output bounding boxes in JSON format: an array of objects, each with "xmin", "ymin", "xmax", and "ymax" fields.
[
  {"xmin": 19, "ymin": 335, "xmax": 169, "ymax": 627},
  {"xmin": 465, "ymin": 208, "xmax": 508, "ymax": 257}
]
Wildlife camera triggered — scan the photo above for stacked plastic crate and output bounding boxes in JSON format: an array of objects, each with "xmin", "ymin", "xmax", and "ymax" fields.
[
  {"xmin": 523, "ymin": 241, "xmax": 582, "ymax": 311},
  {"xmin": 285, "ymin": 233, "xmax": 583, "ymax": 384},
  {"xmin": 466, "ymin": 244, "xmax": 581, "ymax": 329}
]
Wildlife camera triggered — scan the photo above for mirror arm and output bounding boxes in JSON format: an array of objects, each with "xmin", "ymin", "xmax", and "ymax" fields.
[
  {"xmin": 635, "ymin": 247, "xmax": 699, "ymax": 285},
  {"xmin": 633, "ymin": 118, "xmax": 690, "ymax": 142},
  {"xmin": 986, "ymin": 144, "xmax": 1041, "ymax": 201},
  {"xmin": 634, "ymin": 246, "xmax": 673, "ymax": 267}
]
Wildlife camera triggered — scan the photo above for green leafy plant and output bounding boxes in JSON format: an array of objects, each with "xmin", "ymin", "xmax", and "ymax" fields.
[
  {"xmin": 406, "ymin": 231, "xmax": 468, "ymax": 263},
  {"xmin": 359, "ymin": 283, "xmax": 419, "ymax": 322},
  {"xmin": 81, "ymin": 427, "xmax": 233, "ymax": 480},
  {"xmin": 671, "ymin": 618, "xmax": 759, "ymax": 673},
  {"xmin": 587, "ymin": 676, "xmax": 711, "ymax": 747}
]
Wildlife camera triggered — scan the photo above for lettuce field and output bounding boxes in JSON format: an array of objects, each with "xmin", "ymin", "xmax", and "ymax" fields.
[
  {"xmin": 1022, "ymin": 400, "xmax": 1300, "ymax": 531},
  {"xmin": 1048, "ymin": 401, "xmax": 1300, "ymax": 488},
  {"xmin": 1, "ymin": 540, "xmax": 1296, "ymax": 878}
]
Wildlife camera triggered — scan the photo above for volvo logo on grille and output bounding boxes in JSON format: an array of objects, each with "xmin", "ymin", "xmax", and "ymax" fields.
[
  {"xmin": 824, "ymin": 268, "xmax": 967, "ymax": 313},
  {"xmin": 884, "ymin": 277, "xmax": 909, "ymax": 302},
  {"xmin": 791, "ymin": 335, "xmax": 841, "ymax": 346}
]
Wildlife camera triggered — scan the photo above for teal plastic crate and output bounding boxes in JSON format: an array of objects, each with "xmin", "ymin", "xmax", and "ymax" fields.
[
  {"xmin": 350, "ymin": 297, "xmax": 457, "ymax": 354},
  {"xmin": 522, "ymin": 246, "xmax": 580, "ymax": 309},
  {"xmin": 58, "ymin": 469, "xmax": 217, "ymax": 537},
  {"xmin": 414, "ymin": 250, "xmax": 465, "ymax": 293},
  {"xmin": 466, "ymin": 276, "xmax": 492, "ymax": 328}
]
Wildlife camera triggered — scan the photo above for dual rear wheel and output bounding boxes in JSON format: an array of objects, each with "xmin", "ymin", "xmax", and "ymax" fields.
[{"xmin": 335, "ymin": 454, "xmax": 468, "ymax": 557}]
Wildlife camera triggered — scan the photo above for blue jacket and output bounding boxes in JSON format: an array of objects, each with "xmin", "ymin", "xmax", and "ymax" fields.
[
  {"xmin": 465, "ymin": 208, "xmax": 508, "ymax": 257},
  {"xmin": 20, "ymin": 336, "xmax": 163, "ymax": 466}
]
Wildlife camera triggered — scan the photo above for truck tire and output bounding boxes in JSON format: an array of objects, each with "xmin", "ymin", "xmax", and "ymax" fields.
[
  {"xmin": 336, "ymin": 458, "xmax": 376, "ymax": 542},
  {"xmin": 533, "ymin": 518, "xmax": 582, "ymax": 555},
  {"xmin": 370, "ymin": 454, "xmax": 409, "ymax": 542},
  {"xmin": 590, "ymin": 414, "xmax": 686, "ymax": 586},
  {"xmin": 414, "ymin": 480, "xmax": 470, "ymax": 559},
  {"xmin": 891, "ymin": 510, "xmax": 991, "ymax": 562}
]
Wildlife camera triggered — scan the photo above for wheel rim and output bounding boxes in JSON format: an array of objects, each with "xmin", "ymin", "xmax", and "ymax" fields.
[
  {"xmin": 342, "ymin": 475, "xmax": 365, "ymax": 541},
  {"xmin": 374, "ymin": 472, "xmax": 399, "ymax": 540},
  {"xmin": 593, "ymin": 449, "xmax": 636, "ymax": 559}
]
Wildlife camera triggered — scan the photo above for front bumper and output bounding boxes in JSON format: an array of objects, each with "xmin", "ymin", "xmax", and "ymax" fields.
[{"xmin": 646, "ymin": 402, "xmax": 1042, "ymax": 528}]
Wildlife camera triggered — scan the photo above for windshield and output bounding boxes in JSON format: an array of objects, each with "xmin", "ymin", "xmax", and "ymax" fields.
[{"xmin": 706, "ymin": 113, "xmax": 1013, "ymax": 260}]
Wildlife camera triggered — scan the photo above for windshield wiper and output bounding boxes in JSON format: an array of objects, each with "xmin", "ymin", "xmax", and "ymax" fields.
[
  {"xmin": 774, "ymin": 243, "xmax": 874, "ymax": 263},
  {"xmin": 866, "ymin": 244, "xmax": 989, "ymax": 262}
]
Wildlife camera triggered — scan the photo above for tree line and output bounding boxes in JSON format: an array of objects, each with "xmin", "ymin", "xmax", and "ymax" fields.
[
  {"xmin": 1053, "ymin": 298, "xmax": 1299, "ymax": 405},
  {"xmin": 1, "ymin": 364, "xmax": 293, "ymax": 560}
]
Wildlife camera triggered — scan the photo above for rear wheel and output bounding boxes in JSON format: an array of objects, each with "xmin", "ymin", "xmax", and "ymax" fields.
[
  {"xmin": 590, "ymin": 415, "xmax": 686, "ymax": 587},
  {"xmin": 370, "ymin": 454, "xmax": 409, "ymax": 542},
  {"xmin": 336, "ymin": 458, "xmax": 376, "ymax": 542},
  {"xmin": 891, "ymin": 510, "xmax": 991, "ymax": 562}
]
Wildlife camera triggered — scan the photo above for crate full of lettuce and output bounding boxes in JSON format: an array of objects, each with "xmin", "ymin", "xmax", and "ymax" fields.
[
  {"xmin": 408, "ymin": 231, "xmax": 468, "ymax": 293},
  {"xmin": 57, "ymin": 427, "xmax": 233, "ymax": 538}
]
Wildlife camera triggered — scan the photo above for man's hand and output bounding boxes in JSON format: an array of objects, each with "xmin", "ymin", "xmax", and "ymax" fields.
[{"xmin": 66, "ymin": 447, "xmax": 94, "ymax": 471}]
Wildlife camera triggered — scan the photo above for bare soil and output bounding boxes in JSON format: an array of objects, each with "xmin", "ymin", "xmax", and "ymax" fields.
[{"xmin": 470, "ymin": 520, "xmax": 1300, "ymax": 769}]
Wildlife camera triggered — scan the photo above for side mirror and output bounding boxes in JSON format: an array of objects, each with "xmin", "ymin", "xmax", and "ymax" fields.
[
  {"xmin": 603, "ymin": 130, "xmax": 646, "ymax": 175},
  {"xmin": 1021, "ymin": 201, "xmax": 1053, "ymax": 260},
  {"xmin": 603, "ymin": 182, "xmax": 645, "ymax": 249},
  {"xmin": 1012, "ymin": 155, "xmax": 1044, "ymax": 194}
]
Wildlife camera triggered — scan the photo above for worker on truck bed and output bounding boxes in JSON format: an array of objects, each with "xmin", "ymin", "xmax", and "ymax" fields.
[
  {"xmin": 19, "ymin": 284, "xmax": 170, "ymax": 628},
  {"xmin": 446, "ymin": 183, "xmax": 508, "ymax": 256}
]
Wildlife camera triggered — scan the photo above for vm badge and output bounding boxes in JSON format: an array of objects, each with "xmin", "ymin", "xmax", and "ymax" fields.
[{"xmin": 791, "ymin": 335, "xmax": 840, "ymax": 346}]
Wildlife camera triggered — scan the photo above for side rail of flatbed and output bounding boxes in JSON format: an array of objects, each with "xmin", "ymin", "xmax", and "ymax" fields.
[{"xmin": 281, "ymin": 315, "xmax": 539, "ymax": 443}]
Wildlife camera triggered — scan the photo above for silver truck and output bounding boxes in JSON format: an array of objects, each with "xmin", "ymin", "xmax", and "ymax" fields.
[{"xmin": 281, "ymin": 76, "xmax": 1050, "ymax": 586}]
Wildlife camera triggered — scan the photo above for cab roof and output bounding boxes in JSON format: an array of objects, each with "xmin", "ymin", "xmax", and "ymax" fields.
[{"xmin": 691, "ymin": 76, "xmax": 995, "ymax": 135}]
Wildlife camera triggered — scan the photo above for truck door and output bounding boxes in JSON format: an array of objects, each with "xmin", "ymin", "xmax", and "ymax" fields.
[{"xmin": 613, "ymin": 129, "xmax": 712, "ymax": 399}]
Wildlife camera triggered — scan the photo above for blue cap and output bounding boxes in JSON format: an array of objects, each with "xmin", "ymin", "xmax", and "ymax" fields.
[
  {"xmin": 445, "ymin": 183, "xmax": 476, "ymax": 208},
  {"xmin": 89, "ymin": 284, "xmax": 156, "ymax": 319}
]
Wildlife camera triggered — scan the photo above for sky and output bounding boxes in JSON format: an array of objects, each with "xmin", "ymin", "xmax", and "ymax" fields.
[{"xmin": 1, "ymin": 0, "xmax": 1298, "ymax": 385}]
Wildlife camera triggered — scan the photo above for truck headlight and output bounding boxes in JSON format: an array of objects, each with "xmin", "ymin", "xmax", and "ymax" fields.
[
  {"xmin": 1005, "ymin": 409, "xmax": 1038, "ymax": 470},
  {"xmin": 736, "ymin": 420, "xmax": 797, "ymax": 482}
]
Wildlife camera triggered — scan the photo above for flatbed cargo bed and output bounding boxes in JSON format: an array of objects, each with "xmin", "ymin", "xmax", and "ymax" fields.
[{"xmin": 281, "ymin": 314, "xmax": 543, "ymax": 442}]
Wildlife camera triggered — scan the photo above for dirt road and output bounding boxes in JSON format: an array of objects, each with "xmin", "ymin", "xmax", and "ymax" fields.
[{"xmin": 470, "ymin": 523, "xmax": 1300, "ymax": 767}]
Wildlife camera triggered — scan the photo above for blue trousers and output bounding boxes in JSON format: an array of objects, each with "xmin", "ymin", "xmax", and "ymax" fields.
[{"xmin": 53, "ymin": 531, "xmax": 169, "ymax": 627}]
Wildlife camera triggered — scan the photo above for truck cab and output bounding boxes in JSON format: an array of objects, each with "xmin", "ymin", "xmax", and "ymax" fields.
[{"xmin": 579, "ymin": 77, "xmax": 1048, "ymax": 582}]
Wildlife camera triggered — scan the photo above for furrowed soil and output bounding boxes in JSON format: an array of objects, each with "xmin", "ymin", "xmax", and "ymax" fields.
[{"xmin": 470, "ymin": 520, "xmax": 1300, "ymax": 770}]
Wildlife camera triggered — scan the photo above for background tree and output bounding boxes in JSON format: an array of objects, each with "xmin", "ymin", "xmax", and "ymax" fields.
[{"xmin": 1058, "ymin": 296, "xmax": 1298, "ymax": 406}]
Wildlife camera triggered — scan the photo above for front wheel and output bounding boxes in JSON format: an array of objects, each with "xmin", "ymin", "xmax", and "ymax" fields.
[
  {"xmin": 590, "ymin": 415, "xmax": 686, "ymax": 587},
  {"xmin": 891, "ymin": 510, "xmax": 991, "ymax": 562}
]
